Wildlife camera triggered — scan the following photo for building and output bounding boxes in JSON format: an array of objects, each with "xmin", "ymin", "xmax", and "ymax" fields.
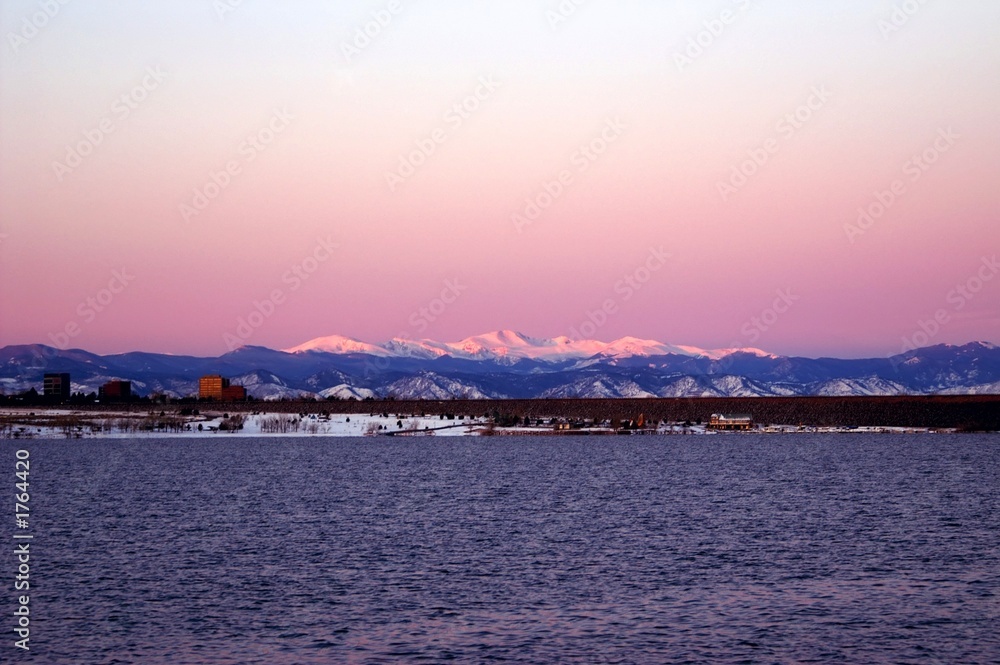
[
  {"xmin": 199, "ymin": 375, "xmax": 227, "ymax": 400},
  {"xmin": 709, "ymin": 414, "xmax": 754, "ymax": 431},
  {"xmin": 43, "ymin": 373, "xmax": 71, "ymax": 398},
  {"xmin": 199, "ymin": 375, "xmax": 246, "ymax": 401},
  {"xmin": 221, "ymin": 385, "xmax": 247, "ymax": 401},
  {"xmin": 99, "ymin": 380, "xmax": 132, "ymax": 400}
]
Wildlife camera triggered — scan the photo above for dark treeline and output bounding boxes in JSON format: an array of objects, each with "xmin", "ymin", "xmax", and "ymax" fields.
[{"xmin": 32, "ymin": 396, "xmax": 1000, "ymax": 431}]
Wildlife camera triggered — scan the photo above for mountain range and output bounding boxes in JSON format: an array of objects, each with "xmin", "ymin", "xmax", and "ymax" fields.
[{"xmin": 2, "ymin": 331, "xmax": 999, "ymax": 400}]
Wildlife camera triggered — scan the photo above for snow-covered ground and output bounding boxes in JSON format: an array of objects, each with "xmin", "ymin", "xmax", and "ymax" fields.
[
  {"xmin": 0, "ymin": 410, "xmax": 488, "ymax": 439},
  {"xmin": 225, "ymin": 413, "xmax": 486, "ymax": 438},
  {"xmin": 0, "ymin": 408, "xmax": 956, "ymax": 439}
]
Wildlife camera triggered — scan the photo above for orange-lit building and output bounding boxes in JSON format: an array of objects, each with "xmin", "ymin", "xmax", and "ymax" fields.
[
  {"xmin": 199, "ymin": 375, "xmax": 227, "ymax": 399},
  {"xmin": 199, "ymin": 375, "xmax": 247, "ymax": 401}
]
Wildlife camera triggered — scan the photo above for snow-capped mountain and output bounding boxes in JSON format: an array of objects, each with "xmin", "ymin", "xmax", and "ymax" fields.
[
  {"xmin": 285, "ymin": 334, "xmax": 391, "ymax": 357},
  {"xmin": 811, "ymin": 376, "xmax": 908, "ymax": 397},
  {"xmin": 384, "ymin": 373, "xmax": 500, "ymax": 400},
  {"xmin": 1, "ymin": 336, "xmax": 998, "ymax": 400},
  {"xmin": 232, "ymin": 370, "xmax": 317, "ymax": 401},
  {"xmin": 540, "ymin": 376, "xmax": 656, "ymax": 399},
  {"xmin": 318, "ymin": 384, "xmax": 376, "ymax": 401},
  {"xmin": 283, "ymin": 330, "xmax": 765, "ymax": 365}
]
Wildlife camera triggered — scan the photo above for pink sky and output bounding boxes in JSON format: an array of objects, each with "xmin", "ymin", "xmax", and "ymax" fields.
[{"xmin": 1, "ymin": 1, "xmax": 998, "ymax": 358}]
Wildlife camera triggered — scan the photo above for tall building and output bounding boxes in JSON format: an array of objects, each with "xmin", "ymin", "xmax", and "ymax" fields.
[
  {"xmin": 199, "ymin": 375, "xmax": 247, "ymax": 400},
  {"xmin": 199, "ymin": 375, "xmax": 228, "ymax": 400},
  {"xmin": 43, "ymin": 373, "xmax": 71, "ymax": 398}
]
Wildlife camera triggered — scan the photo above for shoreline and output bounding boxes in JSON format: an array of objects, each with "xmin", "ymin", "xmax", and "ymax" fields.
[
  {"xmin": 5, "ymin": 395, "xmax": 997, "ymax": 431},
  {"xmin": 0, "ymin": 407, "xmax": 984, "ymax": 439}
]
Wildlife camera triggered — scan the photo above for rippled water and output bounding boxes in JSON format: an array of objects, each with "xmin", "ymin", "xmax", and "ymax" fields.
[{"xmin": 5, "ymin": 435, "xmax": 1000, "ymax": 663}]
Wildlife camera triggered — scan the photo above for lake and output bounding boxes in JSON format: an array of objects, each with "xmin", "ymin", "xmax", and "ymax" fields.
[{"xmin": 6, "ymin": 434, "xmax": 999, "ymax": 663}]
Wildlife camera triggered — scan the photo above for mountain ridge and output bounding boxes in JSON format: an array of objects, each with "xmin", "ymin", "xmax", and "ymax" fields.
[
  {"xmin": 284, "ymin": 330, "xmax": 775, "ymax": 364},
  {"xmin": 1, "ymin": 335, "xmax": 998, "ymax": 400}
]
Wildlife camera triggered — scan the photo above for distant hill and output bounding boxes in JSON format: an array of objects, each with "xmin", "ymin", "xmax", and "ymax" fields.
[{"xmin": 1, "ymin": 333, "xmax": 998, "ymax": 399}]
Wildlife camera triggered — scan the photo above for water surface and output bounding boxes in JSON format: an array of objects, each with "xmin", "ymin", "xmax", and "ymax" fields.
[{"xmin": 6, "ymin": 434, "xmax": 1000, "ymax": 663}]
